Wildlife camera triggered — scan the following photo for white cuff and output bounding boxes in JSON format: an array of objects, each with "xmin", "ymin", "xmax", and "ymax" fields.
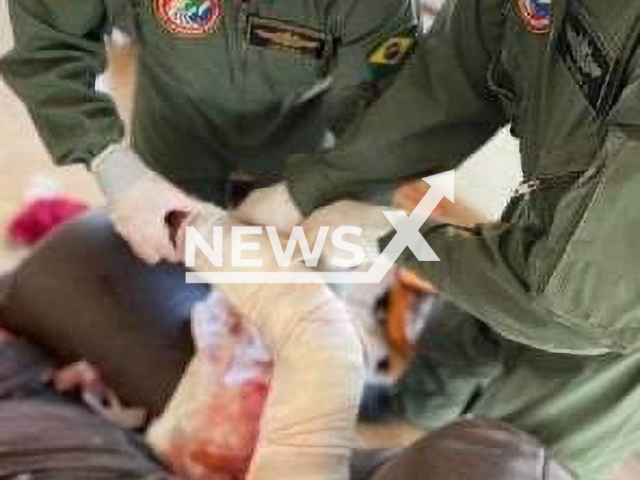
[{"xmin": 91, "ymin": 143, "xmax": 152, "ymax": 200}]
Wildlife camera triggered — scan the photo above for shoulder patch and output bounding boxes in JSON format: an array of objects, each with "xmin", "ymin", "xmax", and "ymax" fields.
[
  {"xmin": 154, "ymin": 0, "xmax": 221, "ymax": 37},
  {"xmin": 369, "ymin": 37, "xmax": 415, "ymax": 65},
  {"xmin": 368, "ymin": 30, "xmax": 416, "ymax": 66},
  {"xmin": 367, "ymin": 27, "xmax": 417, "ymax": 80},
  {"xmin": 515, "ymin": 0, "xmax": 552, "ymax": 34}
]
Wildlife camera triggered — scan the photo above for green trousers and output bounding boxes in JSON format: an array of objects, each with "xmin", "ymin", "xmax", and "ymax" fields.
[{"xmin": 399, "ymin": 301, "xmax": 640, "ymax": 479}]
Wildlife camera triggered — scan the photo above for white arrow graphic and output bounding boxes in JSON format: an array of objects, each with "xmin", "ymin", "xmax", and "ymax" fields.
[{"xmin": 362, "ymin": 170, "xmax": 454, "ymax": 283}]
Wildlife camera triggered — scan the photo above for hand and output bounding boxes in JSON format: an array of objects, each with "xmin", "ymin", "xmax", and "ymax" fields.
[
  {"xmin": 92, "ymin": 144, "xmax": 201, "ymax": 264},
  {"xmin": 302, "ymin": 200, "xmax": 395, "ymax": 270},
  {"xmin": 54, "ymin": 361, "xmax": 146, "ymax": 429},
  {"xmin": 235, "ymin": 182, "xmax": 304, "ymax": 233},
  {"xmin": 237, "ymin": 183, "xmax": 395, "ymax": 271}
]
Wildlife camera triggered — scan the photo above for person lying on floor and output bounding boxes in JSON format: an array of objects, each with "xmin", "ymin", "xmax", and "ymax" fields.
[
  {"xmin": 0, "ymin": 327, "xmax": 575, "ymax": 480},
  {"xmin": 2, "ymin": 199, "xmax": 370, "ymax": 480},
  {"xmin": 0, "ymin": 208, "xmax": 576, "ymax": 480}
]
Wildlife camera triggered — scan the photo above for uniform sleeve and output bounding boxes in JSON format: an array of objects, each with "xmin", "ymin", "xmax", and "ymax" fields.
[
  {"xmin": 285, "ymin": 0, "xmax": 508, "ymax": 213},
  {"xmin": 0, "ymin": 0, "xmax": 124, "ymax": 166},
  {"xmin": 382, "ymin": 62, "xmax": 640, "ymax": 355}
]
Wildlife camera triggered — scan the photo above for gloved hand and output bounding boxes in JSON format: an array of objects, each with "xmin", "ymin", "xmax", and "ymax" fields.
[
  {"xmin": 302, "ymin": 200, "xmax": 394, "ymax": 270},
  {"xmin": 235, "ymin": 182, "xmax": 304, "ymax": 233},
  {"xmin": 237, "ymin": 183, "xmax": 394, "ymax": 270},
  {"xmin": 92, "ymin": 143, "xmax": 201, "ymax": 264},
  {"xmin": 178, "ymin": 206, "xmax": 366, "ymax": 480}
]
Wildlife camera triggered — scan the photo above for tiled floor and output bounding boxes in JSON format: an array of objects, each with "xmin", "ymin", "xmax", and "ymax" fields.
[{"xmin": 0, "ymin": 6, "xmax": 638, "ymax": 479}]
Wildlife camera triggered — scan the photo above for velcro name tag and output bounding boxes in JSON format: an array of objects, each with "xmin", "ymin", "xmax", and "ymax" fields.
[
  {"xmin": 246, "ymin": 16, "xmax": 329, "ymax": 59},
  {"xmin": 556, "ymin": 6, "xmax": 613, "ymax": 116}
]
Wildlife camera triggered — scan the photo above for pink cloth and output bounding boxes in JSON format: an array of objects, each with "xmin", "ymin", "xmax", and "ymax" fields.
[
  {"xmin": 8, "ymin": 198, "xmax": 88, "ymax": 246},
  {"xmin": 0, "ymin": 328, "xmax": 15, "ymax": 344}
]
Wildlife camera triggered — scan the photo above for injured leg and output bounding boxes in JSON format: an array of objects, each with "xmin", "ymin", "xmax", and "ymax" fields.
[
  {"xmin": 146, "ymin": 295, "xmax": 271, "ymax": 480},
  {"xmin": 169, "ymin": 205, "xmax": 366, "ymax": 480}
]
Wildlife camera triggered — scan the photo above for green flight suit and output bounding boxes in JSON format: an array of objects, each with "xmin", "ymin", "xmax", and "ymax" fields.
[
  {"xmin": 0, "ymin": 0, "xmax": 415, "ymax": 204},
  {"xmin": 284, "ymin": 0, "xmax": 640, "ymax": 477}
]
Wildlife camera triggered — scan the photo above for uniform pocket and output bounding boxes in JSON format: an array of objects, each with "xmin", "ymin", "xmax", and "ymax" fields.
[
  {"xmin": 244, "ymin": 46, "xmax": 323, "ymax": 101},
  {"xmin": 242, "ymin": 14, "xmax": 330, "ymax": 101},
  {"xmin": 541, "ymin": 132, "xmax": 640, "ymax": 352}
]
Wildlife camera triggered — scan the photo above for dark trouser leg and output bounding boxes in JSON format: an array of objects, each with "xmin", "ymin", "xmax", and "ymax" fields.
[
  {"xmin": 0, "ymin": 212, "xmax": 209, "ymax": 416},
  {"xmin": 369, "ymin": 418, "xmax": 576, "ymax": 480},
  {"xmin": 0, "ymin": 398, "xmax": 179, "ymax": 480},
  {"xmin": 0, "ymin": 337, "xmax": 178, "ymax": 480},
  {"xmin": 397, "ymin": 298, "xmax": 506, "ymax": 428}
]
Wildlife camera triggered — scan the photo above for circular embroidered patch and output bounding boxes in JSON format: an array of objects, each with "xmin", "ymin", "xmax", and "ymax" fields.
[
  {"xmin": 154, "ymin": 0, "xmax": 221, "ymax": 37},
  {"xmin": 516, "ymin": 0, "xmax": 552, "ymax": 34}
]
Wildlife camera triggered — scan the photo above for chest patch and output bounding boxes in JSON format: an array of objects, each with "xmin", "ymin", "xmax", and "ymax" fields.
[
  {"xmin": 516, "ymin": 0, "xmax": 552, "ymax": 34},
  {"xmin": 246, "ymin": 16, "xmax": 329, "ymax": 59},
  {"xmin": 154, "ymin": 0, "xmax": 221, "ymax": 37},
  {"xmin": 556, "ymin": 8, "xmax": 613, "ymax": 116}
]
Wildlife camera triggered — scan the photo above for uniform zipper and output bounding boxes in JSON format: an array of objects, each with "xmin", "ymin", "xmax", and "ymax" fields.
[{"xmin": 237, "ymin": 0, "xmax": 251, "ymax": 139}]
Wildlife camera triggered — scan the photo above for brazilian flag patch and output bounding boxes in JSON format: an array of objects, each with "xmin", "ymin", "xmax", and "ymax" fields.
[{"xmin": 367, "ymin": 27, "xmax": 417, "ymax": 80}]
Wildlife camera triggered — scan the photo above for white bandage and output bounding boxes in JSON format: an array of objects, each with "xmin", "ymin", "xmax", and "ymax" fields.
[
  {"xmin": 184, "ymin": 206, "xmax": 365, "ymax": 480},
  {"xmin": 237, "ymin": 183, "xmax": 395, "ymax": 271},
  {"xmin": 301, "ymin": 200, "xmax": 395, "ymax": 270},
  {"xmin": 235, "ymin": 183, "xmax": 304, "ymax": 233}
]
